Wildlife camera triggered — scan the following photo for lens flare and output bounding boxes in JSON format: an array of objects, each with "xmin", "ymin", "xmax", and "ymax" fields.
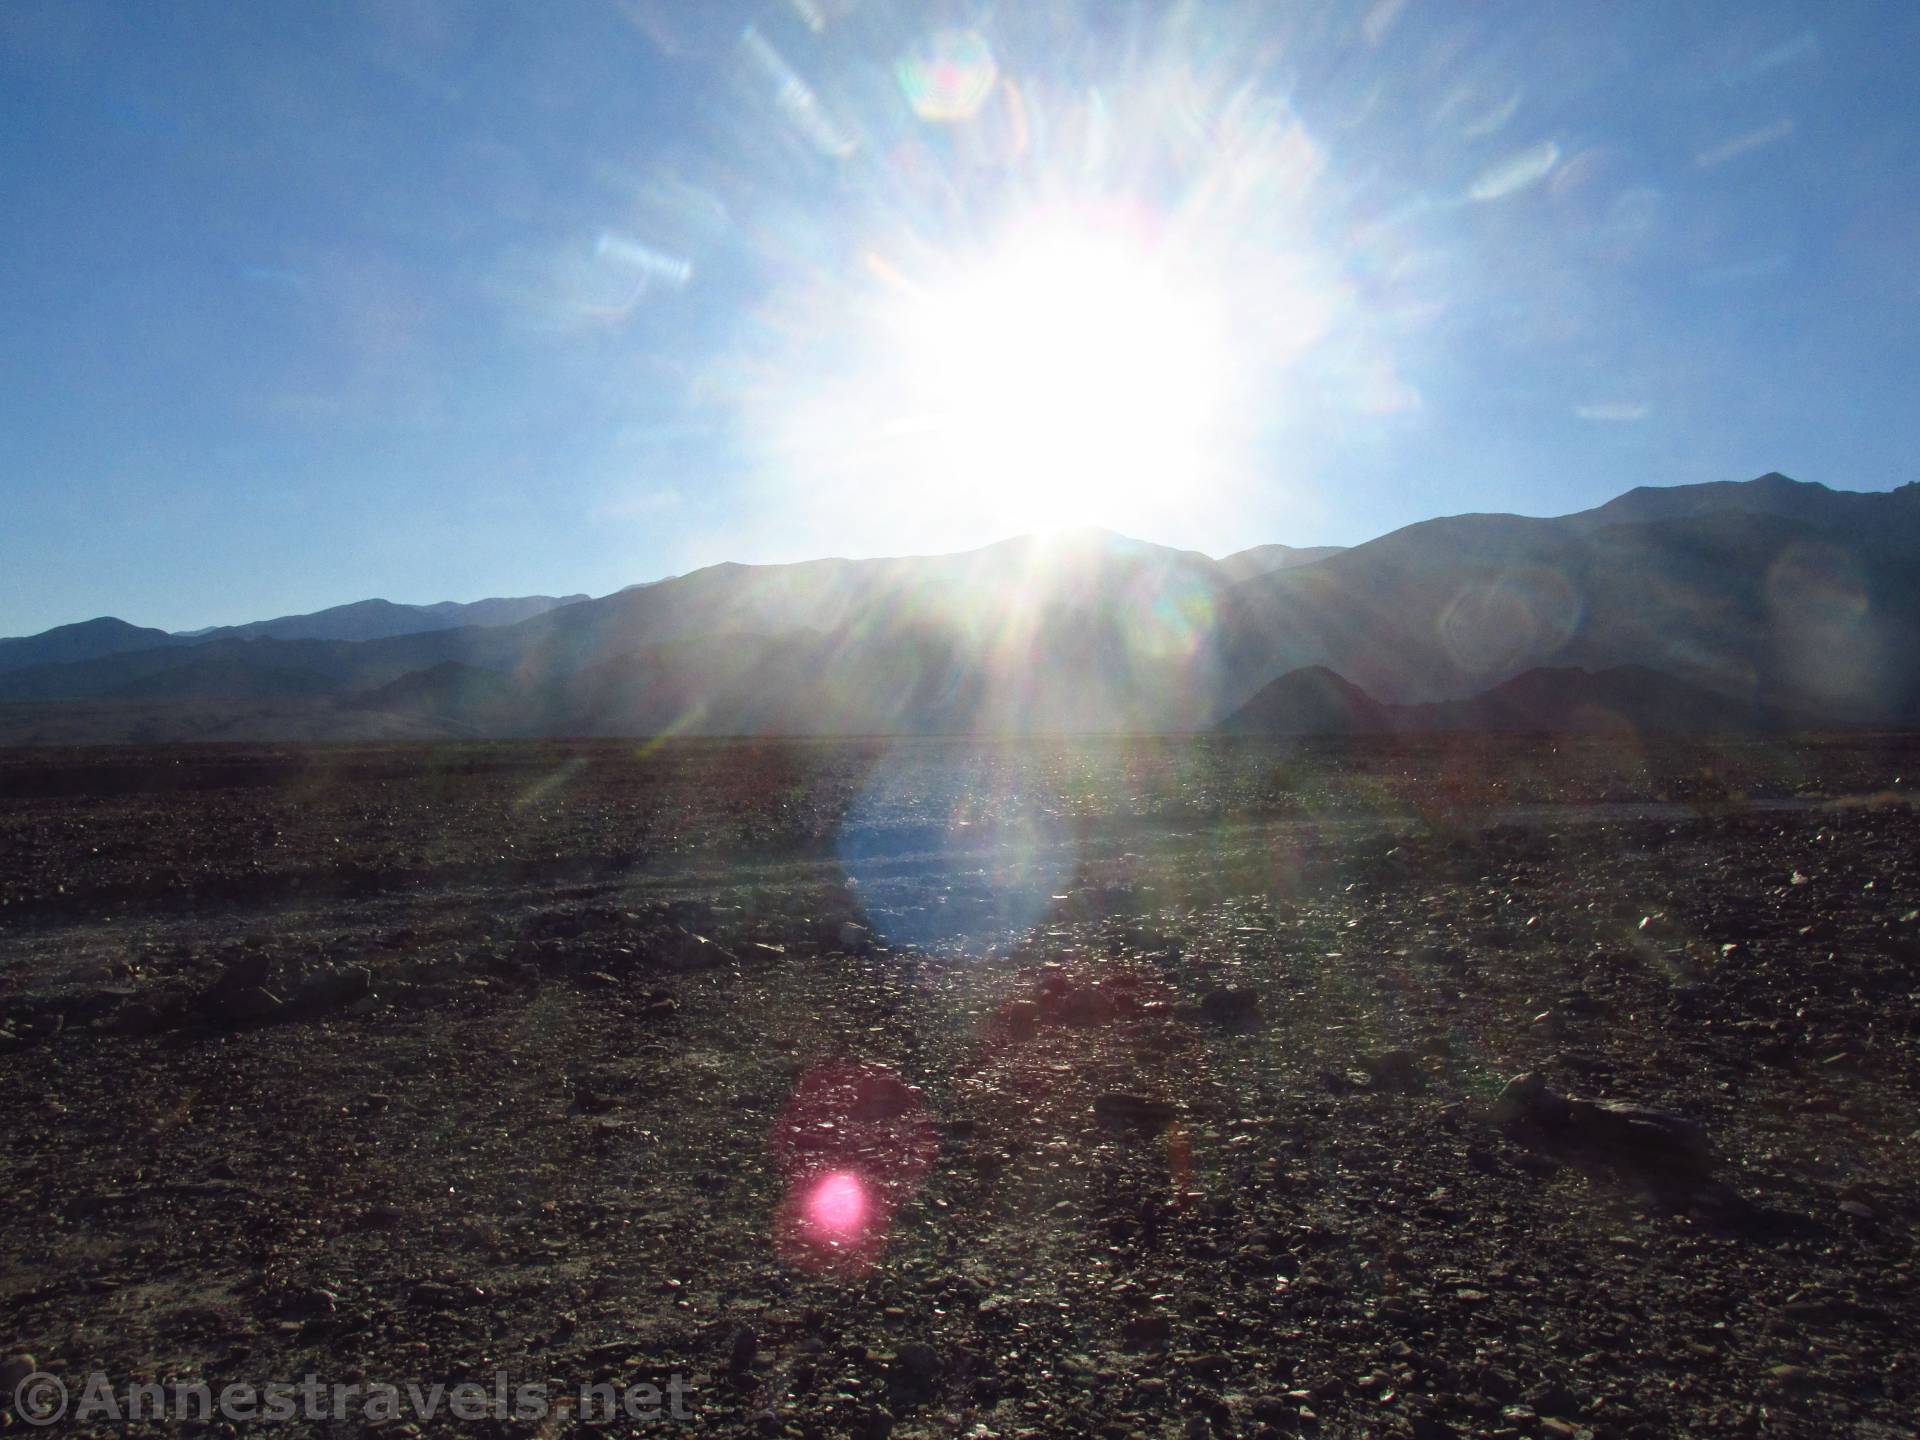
[
  {"xmin": 770, "ymin": 1063, "xmax": 937, "ymax": 1276},
  {"xmin": 801, "ymin": 1169, "xmax": 870, "ymax": 1240},
  {"xmin": 898, "ymin": 30, "xmax": 998, "ymax": 122},
  {"xmin": 1436, "ymin": 568, "xmax": 1582, "ymax": 683},
  {"xmin": 836, "ymin": 743, "xmax": 1077, "ymax": 950}
]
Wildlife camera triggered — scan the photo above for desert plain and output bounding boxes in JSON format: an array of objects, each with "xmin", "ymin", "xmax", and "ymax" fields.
[{"xmin": 1, "ymin": 735, "xmax": 1916, "ymax": 1438}]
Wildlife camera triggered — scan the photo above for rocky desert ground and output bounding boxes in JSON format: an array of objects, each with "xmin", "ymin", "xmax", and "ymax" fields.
[{"xmin": 2, "ymin": 735, "xmax": 1916, "ymax": 1438}]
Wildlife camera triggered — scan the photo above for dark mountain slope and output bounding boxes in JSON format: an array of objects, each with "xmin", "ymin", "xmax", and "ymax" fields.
[
  {"xmin": 106, "ymin": 656, "xmax": 338, "ymax": 702},
  {"xmin": 0, "ymin": 617, "xmax": 184, "ymax": 675},
  {"xmin": 0, "ymin": 594, "xmax": 591, "ymax": 675},
  {"xmin": 1221, "ymin": 480, "xmax": 1920, "ymax": 721},
  {"xmin": 1217, "ymin": 666, "xmax": 1391, "ymax": 734},
  {"xmin": 1571, "ymin": 472, "xmax": 1920, "ymax": 541},
  {"xmin": 195, "ymin": 593, "xmax": 588, "ymax": 644},
  {"xmin": 1221, "ymin": 664, "xmax": 1807, "ymax": 735},
  {"xmin": 3, "ymin": 474, "xmax": 1914, "ymax": 740}
]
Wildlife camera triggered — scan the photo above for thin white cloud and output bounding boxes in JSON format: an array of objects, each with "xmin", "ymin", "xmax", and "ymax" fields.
[
  {"xmin": 1696, "ymin": 118, "xmax": 1794, "ymax": 169},
  {"xmin": 1722, "ymin": 30, "xmax": 1820, "ymax": 85},
  {"xmin": 1468, "ymin": 140, "xmax": 1560, "ymax": 201},
  {"xmin": 1576, "ymin": 402, "xmax": 1651, "ymax": 423},
  {"xmin": 1363, "ymin": 0, "xmax": 1409, "ymax": 46}
]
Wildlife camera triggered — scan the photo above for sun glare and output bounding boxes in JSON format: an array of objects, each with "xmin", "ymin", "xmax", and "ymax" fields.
[{"xmin": 884, "ymin": 220, "xmax": 1232, "ymax": 532}]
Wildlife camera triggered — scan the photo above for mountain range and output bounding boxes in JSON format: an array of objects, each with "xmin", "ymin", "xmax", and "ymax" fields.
[
  {"xmin": 2, "ymin": 473, "xmax": 1914, "ymax": 743},
  {"xmin": 0, "ymin": 594, "xmax": 588, "ymax": 675}
]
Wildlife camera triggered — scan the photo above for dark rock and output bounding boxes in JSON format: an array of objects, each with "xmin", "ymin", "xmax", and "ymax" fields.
[
  {"xmin": 1250, "ymin": 1394, "xmax": 1292, "ymax": 1423},
  {"xmin": 110, "ymin": 992, "xmax": 185, "ymax": 1037},
  {"xmin": 573, "ymin": 1085, "xmax": 617, "ymax": 1115},
  {"xmin": 1564, "ymin": 1097, "xmax": 1713, "ymax": 1169},
  {"xmin": 1319, "ymin": 1067, "xmax": 1360, "ymax": 1095},
  {"xmin": 1049, "ymin": 983, "xmax": 1118, "ymax": 1027},
  {"xmin": 409, "ymin": 1280, "xmax": 482, "ymax": 1311},
  {"xmin": 891, "ymin": 1341, "xmax": 944, "ymax": 1390},
  {"xmin": 1360, "ymin": 1048, "xmax": 1424, "ymax": 1089},
  {"xmin": 1525, "ymin": 1381, "xmax": 1583, "ymax": 1416},
  {"xmin": 1491, "ymin": 1071, "xmax": 1557, "ymax": 1124},
  {"xmin": 1493, "ymin": 1072, "xmax": 1713, "ymax": 1171},
  {"xmin": 294, "ymin": 963, "xmax": 372, "ymax": 1013},
  {"xmin": 1200, "ymin": 986, "xmax": 1263, "ymax": 1028},
  {"xmin": 276, "ymin": 1286, "xmax": 341, "ymax": 1320},
  {"xmin": 60, "ymin": 985, "xmax": 139, "ymax": 1026},
  {"xmin": 1122, "ymin": 1313, "xmax": 1172, "ymax": 1351},
  {"xmin": 663, "ymin": 898, "xmax": 715, "ymax": 929},
  {"xmin": 1480, "ymin": 1365, "xmax": 1520, "ymax": 1398},
  {"xmin": 660, "ymin": 930, "xmax": 735, "ymax": 971},
  {"xmin": 728, "ymin": 1323, "xmax": 758, "ymax": 1372},
  {"xmin": 1, "ymin": 1354, "xmax": 37, "ymax": 1394},
  {"xmin": 1004, "ymin": 998, "xmax": 1041, "ymax": 1039},
  {"xmin": 216, "ymin": 985, "xmax": 286, "ymax": 1025},
  {"xmin": 214, "ymin": 951, "xmax": 272, "ymax": 994},
  {"xmin": 1094, "ymin": 1093, "xmax": 1180, "ymax": 1131}
]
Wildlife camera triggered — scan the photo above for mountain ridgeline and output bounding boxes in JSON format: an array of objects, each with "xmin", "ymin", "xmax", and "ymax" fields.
[
  {"xmin": 0, "ymin": 593, "xmax": 588, "ymax": 674},
  {"xmin": 2, "ymin": 474, "xmax": 1915, "ymax": 742}
]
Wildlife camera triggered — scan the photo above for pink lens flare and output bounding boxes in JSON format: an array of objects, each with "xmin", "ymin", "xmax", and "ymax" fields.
[
  {"xmin": 774, "ymin": 1165, "xmax": 895, "ymax": 1275},
  {"xmin": 804, "ymin": 1169, "xmax": 871, "ymax": 1241},
  {"xmin": 769, "ymin": 1063, "xmax": 938, "ymax": 1276}
]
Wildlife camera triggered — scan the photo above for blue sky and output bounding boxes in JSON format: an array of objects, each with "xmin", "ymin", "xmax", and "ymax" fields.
[{"xmin": 2, "ymin": 0, "xmax": 1916, "ymax": 635}]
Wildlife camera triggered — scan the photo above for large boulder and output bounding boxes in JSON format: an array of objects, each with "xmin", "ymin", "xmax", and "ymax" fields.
[
  {"xmin": 1492, "ymin": 1072, "xmax": 1713, "ymax": 1173},
  {"xmin": 1564, "ymin": 1097, "xmax": 1714, "ymax": 1169}
]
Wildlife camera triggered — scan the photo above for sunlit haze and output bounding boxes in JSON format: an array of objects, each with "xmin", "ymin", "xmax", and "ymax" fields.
[
  {"xmin": 878, "ymin": 217, "xmax": 1232, "ymax": 533},
  {"xmin": 2, "ymin": 1, "xmax": 1917, "ymax": 632},
  {"xmin": 4, "ymin": 11, "xmax": 1920, "ymax": 1430}
]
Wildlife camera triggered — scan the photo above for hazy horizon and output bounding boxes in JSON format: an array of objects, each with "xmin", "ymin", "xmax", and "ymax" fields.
[{"xmin": 2, "ymin": 471, "xmax": 1880, "ymax": 638}]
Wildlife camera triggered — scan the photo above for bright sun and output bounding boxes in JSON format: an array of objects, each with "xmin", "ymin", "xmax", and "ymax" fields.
[{"xmin": 882, "ymin": 220, "xmax": 1232, "ymax": 532}]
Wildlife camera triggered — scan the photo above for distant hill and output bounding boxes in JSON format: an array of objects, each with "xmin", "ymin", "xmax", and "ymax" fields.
[
  {"xmin": 0, "ymin": 593, "xmax": 588, "ymax": 674},
  {"xmin": 0, "ymin": 617, "xmax": 183, "ymax": 675},
  {"xmin": 1215, "ymin": 543, "xmax": 1346, "ymax": 583},
  {"xmin": 1569, "ymin": 472, "xmax": 1920, "ymax": 538},
  {"xmin": 2, "ymin": 474, "xmax": 1914, "ymax": 741},
  {"xmin": 1221, "ymin": 476, "xmax": 1920, "ymax": 722},
  {"xmin": 192, "ymin": 593, "xmax": 589, "ymax": 644},
  {"xmin": 1217, "ymin": 666, "xmax": 1390, "ymax": 733}
]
